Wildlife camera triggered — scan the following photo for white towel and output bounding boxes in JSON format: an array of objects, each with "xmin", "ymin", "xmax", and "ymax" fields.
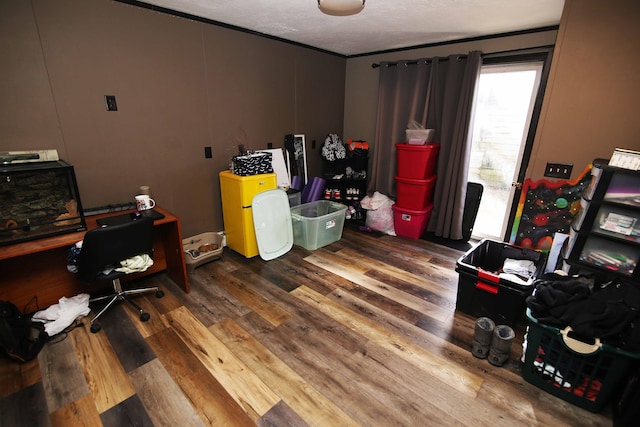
[{"xmin": 115, "ymin": 254, "xmax": 154, "ymax": 274}]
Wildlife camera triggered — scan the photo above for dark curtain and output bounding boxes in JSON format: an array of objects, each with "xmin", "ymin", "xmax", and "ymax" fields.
[{"xmin": 368, "ymin": 51, "xmax": 482, "ymax": 239}]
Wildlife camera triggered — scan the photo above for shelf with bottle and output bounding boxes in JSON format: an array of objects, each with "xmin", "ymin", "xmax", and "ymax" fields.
[
  {"xmin": 564, "ymin": 159, "xmax": 640, "ymax": 279},
  {"xmin": 588, "ymin": 203, "xmax": 640, "ymax": 244},
  {"xmin": 321, "ymin": 187, "xmax": 367, "ymax": 222},
  {"xmin": 572, "ymin": 234, "xmax": 640, "ymax": 277},
  {"xmin": 323, "ymin": 181, "xmax": 366, "ymax": 203}
]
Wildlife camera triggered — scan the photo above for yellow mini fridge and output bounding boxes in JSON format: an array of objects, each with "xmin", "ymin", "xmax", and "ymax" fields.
[{"xmin": 219, "ymin": 170, "xmax": 277, "ymax": 258}]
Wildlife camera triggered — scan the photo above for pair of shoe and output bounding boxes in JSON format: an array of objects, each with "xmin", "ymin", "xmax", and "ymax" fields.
[{"xmin": 471, "ymin": 317, "xmax": 515, "ymax": 366}]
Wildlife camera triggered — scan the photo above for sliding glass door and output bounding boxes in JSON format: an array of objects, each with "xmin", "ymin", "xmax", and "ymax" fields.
[{"xmin": 467, "ymin": 51, "xmax": 552, "ymax": 241}]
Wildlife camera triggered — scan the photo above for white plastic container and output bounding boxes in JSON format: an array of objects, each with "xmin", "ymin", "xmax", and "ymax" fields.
[{"xmin": 290, "ymin": 201, "xmax": 347, "ymax": 250}]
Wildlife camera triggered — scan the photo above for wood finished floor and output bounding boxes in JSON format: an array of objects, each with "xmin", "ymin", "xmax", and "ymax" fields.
[{"xmin": 0, "ymin": 226, "xmax": 613, "ymax": 426}]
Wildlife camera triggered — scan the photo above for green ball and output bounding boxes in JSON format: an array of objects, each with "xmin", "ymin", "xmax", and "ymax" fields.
[{"xmin": 555, "ymin": 197, "xmax": 568, "ymax": 209}]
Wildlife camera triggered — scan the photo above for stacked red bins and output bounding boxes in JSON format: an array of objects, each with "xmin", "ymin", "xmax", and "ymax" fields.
[{"xmin": 393, "ymin": 143, "xmax": 440, "ymax": 238}]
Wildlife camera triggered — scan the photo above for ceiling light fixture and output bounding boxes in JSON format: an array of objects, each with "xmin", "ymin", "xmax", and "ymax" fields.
[{"xmin": 318, "ymin": 0, "xmax": 365, "ymax": 16}]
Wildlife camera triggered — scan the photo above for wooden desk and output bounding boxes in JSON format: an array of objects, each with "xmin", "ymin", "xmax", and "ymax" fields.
[{"xmin": 0, "ymin": 207, "xmax": 189, "ymax": 311}]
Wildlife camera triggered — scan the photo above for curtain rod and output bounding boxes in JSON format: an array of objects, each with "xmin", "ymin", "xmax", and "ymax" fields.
[{"xmin": 371, "ymin": 45, "xmax": 553, "ymax": 68}]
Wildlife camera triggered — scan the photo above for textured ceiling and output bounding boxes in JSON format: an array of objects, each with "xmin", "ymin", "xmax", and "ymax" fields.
[{"xmin": 134, "ymin": 0, "xmax": 565, "ymax": 56}]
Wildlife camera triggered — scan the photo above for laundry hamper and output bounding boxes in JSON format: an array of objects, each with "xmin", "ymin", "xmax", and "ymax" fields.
[{"xmin": 522, "ymin": 308, "xmax": 640, "ymax": 412}]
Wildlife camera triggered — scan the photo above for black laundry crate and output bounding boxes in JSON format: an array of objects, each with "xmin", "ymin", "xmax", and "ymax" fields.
[
  {"xmin": 455, "ymin": 239, "xmax": 546, "ymax": 325},
  {"xmin": 522, "ymin": 309, "xmax": 640, "ymax": 412}
]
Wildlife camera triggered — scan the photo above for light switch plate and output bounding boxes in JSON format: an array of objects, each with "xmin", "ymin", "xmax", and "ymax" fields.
[{"xmin": 105, "ymin": 95, "xmax": 118, "ymax": 111}]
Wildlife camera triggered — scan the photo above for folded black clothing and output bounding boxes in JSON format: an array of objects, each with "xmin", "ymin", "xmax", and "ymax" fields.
[
  {"xmin": 526, "ymin": 273, "xmax": 594, "ymax": 325},
  {"xmin": 526, "ymin": 273, "xmax": 640, "ymax": 350}
]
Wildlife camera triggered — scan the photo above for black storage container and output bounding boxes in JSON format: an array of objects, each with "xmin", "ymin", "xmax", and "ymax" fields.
[
  {"xmin": 0, "ymin": 160, "xmax": 86, "ymax": 246},
  {"xmin": 455, "ymin": 239, "xmax": 546, "ymax": 325}
]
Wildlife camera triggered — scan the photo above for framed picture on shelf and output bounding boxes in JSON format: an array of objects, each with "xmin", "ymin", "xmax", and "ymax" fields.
[{"xmin": 285, "ymin": 134, "xmax": 308, "ymax": 185}]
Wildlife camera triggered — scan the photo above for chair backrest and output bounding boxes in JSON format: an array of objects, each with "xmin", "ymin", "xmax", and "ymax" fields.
[
  {"xmin": 76, "ymin": 217, "xmax": 154, "ymax": 282},
  {"xmin": 462, "ymin": 182, "xmax": 484, "ymax": 242}
]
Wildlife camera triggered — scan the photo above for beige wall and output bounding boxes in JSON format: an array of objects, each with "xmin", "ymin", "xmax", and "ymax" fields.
[
  {"xmin": 531, "ymin": 0, "xmax": 640, "ymax": 179},
  {"xmin": 1, "ymin": 0, "xmax": 345, "ymax": 237}
]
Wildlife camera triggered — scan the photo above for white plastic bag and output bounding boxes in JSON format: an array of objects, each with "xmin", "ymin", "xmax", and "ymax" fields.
[
  {"xmin": 405, "ymin": 120, "xmax": 434, "ymax": 145},
  {"xmin": 361, "ymin": 191, "xmax": 396, "ymax": 236}
]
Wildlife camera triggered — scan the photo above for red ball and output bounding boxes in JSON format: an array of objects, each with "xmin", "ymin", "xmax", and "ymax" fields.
[
  {"xmin": 520, "ymin": 238, "xmax": 533, "ymax": 249},
  {"xmin": 537, "ymin": 235, "xmax": 553, "ymax": 251},
  {"xmin": 533, "ymin": 213, "xmax": 548, "ymax": 226}
]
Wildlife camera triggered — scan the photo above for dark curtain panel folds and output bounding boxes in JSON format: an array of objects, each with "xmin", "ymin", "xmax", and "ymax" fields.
[{"xmin": 369, "ymin": 51, "xmax": 482, "ymax": 239}]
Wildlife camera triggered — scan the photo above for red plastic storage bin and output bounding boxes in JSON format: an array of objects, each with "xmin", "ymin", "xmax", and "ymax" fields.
[
  {"xmin": 396, "ymin": 143, "xmax": 440, "ymax": 179},
  {"xmin": 392, "ymin": 204, "xmax": 433, "ymax": 239},
  {"xmin": 395, "ymin": 175, "xmax": 436, "ymax": 210}
]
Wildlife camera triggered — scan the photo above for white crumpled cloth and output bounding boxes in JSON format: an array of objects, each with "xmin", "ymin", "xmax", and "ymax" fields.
[
  {"xmin": 499, "ymin": 258, "xmax": 537, "ymax": 287},
  {"xmin": 115, "ymin": 254, "xmax": 153, "ymax": 274},
  {"xmin": 502, "ymin": 258, "xmax": 535, "ymax": 278},
  {"xmin": 32, "ymin": 293, "xmax": 91, "ymax": 336}
]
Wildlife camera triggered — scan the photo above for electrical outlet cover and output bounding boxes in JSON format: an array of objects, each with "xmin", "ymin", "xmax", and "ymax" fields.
[
  {"xmin": 544, "ymin": 163, "xmax": 573, "ymax": 179},
  {"xmin": 105, "ymin": 95, "xmax": 118, "ymax": 111}
]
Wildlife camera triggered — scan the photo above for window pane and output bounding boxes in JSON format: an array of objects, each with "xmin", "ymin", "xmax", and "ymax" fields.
[{"xmin": 468, "ymin": 63, "xmax": 542, "ymax": 240}]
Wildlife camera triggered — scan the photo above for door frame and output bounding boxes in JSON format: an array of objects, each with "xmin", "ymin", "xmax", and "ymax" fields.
[{"xmin": 481, "ymin": 49, "xmax": 555, "ymax": 242}]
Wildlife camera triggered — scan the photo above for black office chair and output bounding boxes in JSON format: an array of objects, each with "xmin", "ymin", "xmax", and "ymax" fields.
[
  {"xmin": 76, "ymin": 217, "xmax": 164, "ymax": 333},
  {"xmin": 462, "ymin": 182, "xmax": 484, "ymax": 242}
]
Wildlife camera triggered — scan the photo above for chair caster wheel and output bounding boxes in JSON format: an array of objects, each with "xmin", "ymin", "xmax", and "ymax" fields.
[
  {"xmin": 90, "ymin": 324, "xmax": 101, "ymax": 333},
  {"xmin": 140, "ymin": 312, "xmax": 150, "ymax": 322},
  {"xmin": 155, "ymin": 290, "xmax": 165, "ymax": 298}
]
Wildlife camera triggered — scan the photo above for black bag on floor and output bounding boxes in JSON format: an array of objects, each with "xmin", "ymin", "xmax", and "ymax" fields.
[
  {"xmin": 0, "ymin": 300, "xmax": 48, "ymax": 363},
  {"xmin": 614, "ymin": 365, "xmax": 640, "ymax": 427}
]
